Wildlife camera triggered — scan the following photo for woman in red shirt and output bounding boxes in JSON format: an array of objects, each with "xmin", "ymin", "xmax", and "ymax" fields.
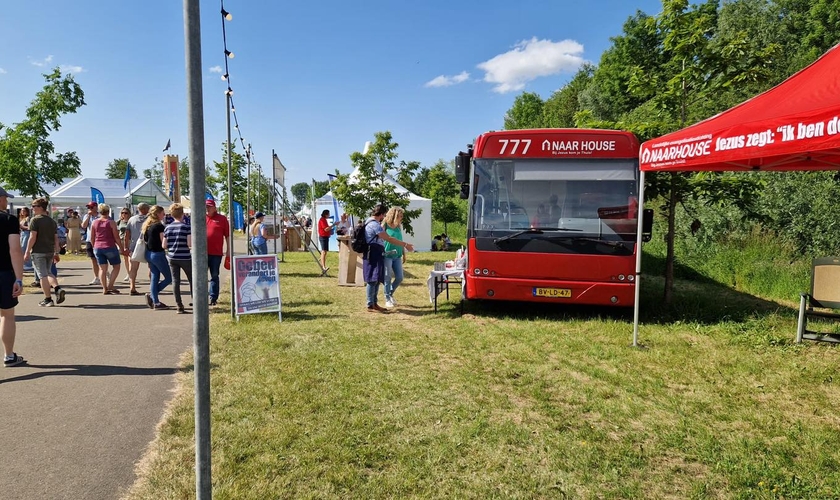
[{"xmin": 317, "ymin": 209, "xmax": 336, "ymax": 273}]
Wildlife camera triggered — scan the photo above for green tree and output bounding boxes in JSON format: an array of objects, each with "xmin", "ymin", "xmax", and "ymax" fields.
[
  {"xmin": 105, "ymin": 158, "xmax": 139, "ymax": 180},
  {"xmin": 0, "ymin": 68, "xmax": 86, "ymax": 196},
  {"xmin": 395, "ymin": 160, "xmax": 422, "ymax": 194},
  {"xmin": 542, "ymin": 64, "xmax": 594, "ymax": 128},
  {"xmin": 331, "ymin": 131, "xmax": 420, "ymax": 233},
  {"xmin": 209, "ymin": 142, "xmax": 247, "ymax": 213},
  {"xmin": 178, "ymin": 156, "xmax": 190, "ymax": 197},
  {"xmin": 424, "ymin": 160, "xmax": 462, "ymax": 233},
  {"xmin": 290, "ymin": 182, "xmax": 310, "ymax": 206},
  {"xmin": 503, "ymin": 92, "xmax": 545, "ymax": 130}
]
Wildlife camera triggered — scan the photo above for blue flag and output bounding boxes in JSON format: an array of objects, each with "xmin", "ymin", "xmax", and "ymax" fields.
[
  {"xmin": 91, "ymin": 187, "xmax": 105, "ymax": 204},
  {"xmin": 232, "ymin": 201, "xmax": 244, "ymax": 230},
  {"xmin": 123, "ymin": 162, "xmax": 131, "ymax": 190},
  {"xmin": 205, "ymin": 190, "xmax": 215, "ymax": 201}
]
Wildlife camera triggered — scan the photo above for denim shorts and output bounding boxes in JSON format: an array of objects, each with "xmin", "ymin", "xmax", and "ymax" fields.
[
  {"xmin": 31, "ymin": 253, "xmax": 55, "ymax": 280},
  {"xmin": 94, "ymin": 247, "xmax": 122, "ymax": 265}
]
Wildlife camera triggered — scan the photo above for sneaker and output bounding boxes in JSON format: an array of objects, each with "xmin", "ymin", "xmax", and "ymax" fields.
[
  {"xmin": 209, "ymin": 299, "xmax": 218, "ymax": 306},
  {"xmin": 176, "ymin": 305, "xmax": 186, "ymax": 314},
  {"xmin": 123, "ymin": 276, "xmax": 130, "ymax": 282},
  {"xmin": 154, "ymin": 302, "xmax": 170, "ymax": 310},
  {"xmin": 30, "ymin": 280, "xmax": 40, "ymax": 288},
  {"xmin": 55, "ymin": 287, "xmax": 66, "ymax": 305},
  {"xmin": 4, "ymin": 353, "xmax": 25, "ymax": 367},
  {"xmin": 367, "ymin": 306, "xmax": 381, "ymax": 313},
  {"xmin": 89, "ymin": 277, "xmax": 101, "ymax": 285},
  {"xmin": 373, "ymin": 304, "xmax": 388, "ymax": 313},
  {"xmin": 385, "ymin": 299, "xmax": 395, "ymax": 308},
  {"xmin": 389, "ymin": 297, "xmax": 397, "ymax": 306},
  {"xmin": 39, "ymin": 298, "xmax": 55, "ymax": 307},
  {"xmin": 145, "ymin": 293, "xmax": 154, "ymax": 309}
]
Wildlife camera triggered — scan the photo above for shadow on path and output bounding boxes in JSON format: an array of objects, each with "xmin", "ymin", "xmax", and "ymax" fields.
[{"xmin": 0, "ymin": 364, "xmax": 180, "ymax": 384}]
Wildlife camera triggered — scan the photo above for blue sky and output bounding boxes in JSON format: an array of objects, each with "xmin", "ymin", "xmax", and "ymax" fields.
[{"xmin": 0, "ymin": 0, "xmax": 664, "ymax": 192}]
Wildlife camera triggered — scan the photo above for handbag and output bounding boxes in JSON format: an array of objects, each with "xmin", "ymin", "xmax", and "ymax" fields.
[{"xmin": 131, "ymin": 237, "xmax": 147, "ymax": 263}]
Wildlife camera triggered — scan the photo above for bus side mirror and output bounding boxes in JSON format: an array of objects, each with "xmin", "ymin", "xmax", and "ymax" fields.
[
  {"xmin": 642, "ymin": 208, "xmax": 654, "ymax": 242},
  {"xmin": 455, "ymin": 152, "xmax": 471, "ymax": 184},
  {"xmin": 459, "ymin": 183, "xmax": 470, "ymax": 200}
]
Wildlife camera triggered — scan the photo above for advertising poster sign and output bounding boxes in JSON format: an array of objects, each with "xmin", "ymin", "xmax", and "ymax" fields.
[{"xmin": 233, "ymin": 255, "xmax": 281, "ymax": 320}]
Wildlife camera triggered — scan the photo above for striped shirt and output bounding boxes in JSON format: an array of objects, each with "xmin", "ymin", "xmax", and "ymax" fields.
[{"xmin": 164, "ymin": 220, "xmax": 191, "ymax": 260}]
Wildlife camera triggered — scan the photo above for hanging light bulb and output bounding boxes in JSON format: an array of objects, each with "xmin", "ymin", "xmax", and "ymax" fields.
[
  {"xmin": 221, "ymin": 8, "xmax": 232, "ymax": 21},
  {"xmin": 225, "ymin": 49, "xmax": 234, "ymax": 59},
  {"xmin": 231, "ymin": 105, "xmax": 235, "ymax": 112},
  {"xmin": 225, "ymin": 87, "xmax": 233, "ymax": 96},
  {"xmin": 221, "ymin": 73, "xmax": 228, "ymax": 81}
]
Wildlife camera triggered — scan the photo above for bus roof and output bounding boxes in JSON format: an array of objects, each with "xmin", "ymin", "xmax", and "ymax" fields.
[{"xmin": 472, "ymin": 129, "xmax": 639, "ymax": 159}]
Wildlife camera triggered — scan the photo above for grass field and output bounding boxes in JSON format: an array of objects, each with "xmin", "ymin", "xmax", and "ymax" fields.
[{"xmin": 125, "ymin": 245, "xmax": 840, "ymax": 499}]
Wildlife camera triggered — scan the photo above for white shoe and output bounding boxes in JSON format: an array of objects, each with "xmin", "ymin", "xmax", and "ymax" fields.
[
  {"xmin": 389, "ymin": 297, "xmax": 397, "ymax": 306},
  {"xmin": 123, "ymin": 276, "xmax": 130, "ymax": 282},
  {"xmin": 89, "ymin": 278, "xmax": 101, "ymax": 285},
  {"xmin": 385, "ymin": 299, "xmax": 395, "ymax": 308}
]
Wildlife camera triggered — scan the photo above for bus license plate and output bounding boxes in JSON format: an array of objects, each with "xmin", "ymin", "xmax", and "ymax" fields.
[{"xmin": 533, "ymin": 287, "xmax": 571, "ymax": 298}]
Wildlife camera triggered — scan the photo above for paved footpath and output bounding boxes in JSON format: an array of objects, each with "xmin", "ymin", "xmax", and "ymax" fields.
[{"xmin": 0, "ymin": 259, "xmax": 203, "ymax": 500}]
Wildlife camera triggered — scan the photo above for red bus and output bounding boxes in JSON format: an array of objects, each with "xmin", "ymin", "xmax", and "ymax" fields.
[{"xmin": 454, "ymin": 129, "xmax": 651, "ymax": 307}]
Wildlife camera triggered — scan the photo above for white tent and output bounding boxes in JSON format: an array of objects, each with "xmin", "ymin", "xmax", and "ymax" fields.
[
  {"xmin": 315, "ymin": 172, "xmax": 432, "ymax": 252},
  {"xmin": 46, "ymin": 176, "xmax": 170, "ymax": 211}
]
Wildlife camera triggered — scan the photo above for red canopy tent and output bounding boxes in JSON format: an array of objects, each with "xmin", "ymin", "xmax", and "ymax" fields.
[{"xmin": 632, "ymin": 43, "xmax": 840, "ymax": 344}]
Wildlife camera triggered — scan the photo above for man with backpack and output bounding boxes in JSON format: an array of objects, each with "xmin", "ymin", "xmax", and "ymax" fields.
[{"xmin": 358, "ymin": 204, "xmax": 414, "ymax": 312}]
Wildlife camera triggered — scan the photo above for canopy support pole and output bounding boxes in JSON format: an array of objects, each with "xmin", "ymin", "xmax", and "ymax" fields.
[{"xmin": 633, "ymin": 170, "xmax": 646, "ymax": 347}]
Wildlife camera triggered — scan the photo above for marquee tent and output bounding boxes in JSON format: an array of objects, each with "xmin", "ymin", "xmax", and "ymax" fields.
[
  {"xmin": 314, "ymin": 172, "xmax": 432, "ymax": 252},
  {"xmin": 632, "ymin": 43, "xmax": 840, "ymax": 345},
  {"xmin": 47, "ymin": 176, "xmax": 170, "ymax": 210}
]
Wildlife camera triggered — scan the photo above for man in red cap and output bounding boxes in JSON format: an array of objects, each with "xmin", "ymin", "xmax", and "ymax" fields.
[{"xmin": 205, "ymin": 199, "xmax": 229, "ymax": 306}]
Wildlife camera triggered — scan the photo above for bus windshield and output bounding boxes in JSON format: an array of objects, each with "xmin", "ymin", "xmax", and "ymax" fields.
[{"xmin": 471, "ymin": 158, "xmax": 639, "ymax": 241}]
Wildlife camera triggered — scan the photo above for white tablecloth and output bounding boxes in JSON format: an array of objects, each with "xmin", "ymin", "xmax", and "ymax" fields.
[{"xmin": 427, "ymin": 269, "xmax": 465, "ymax": 304}]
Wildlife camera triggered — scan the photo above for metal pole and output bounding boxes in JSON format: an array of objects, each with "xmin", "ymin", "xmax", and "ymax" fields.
[
  {"xmin": 632, "ymin": 170, "xmax": 646, "ymax": 348},
  {"xmin": 271, "ymin": 149, "xmax": 277, "ymax": 255},
  {"xmin": 226, "ymin": 94, "xmax": 235, "ymax": 319},
  {"xmin": 281, "ymin": 185, "xmax": 286, "ymax": 262},
  {"xmin": 246, "ymin": 143, "xmax": 251, "ymax": 254},
  {"xmin": 183, "ymin": 0, "xmax": 211, "ymax": 497}
]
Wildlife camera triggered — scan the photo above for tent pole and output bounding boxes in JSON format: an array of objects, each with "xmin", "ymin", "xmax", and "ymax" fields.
[{"xmin": 633, "ymin": 170, "xmax": 646, "ymax": 347}]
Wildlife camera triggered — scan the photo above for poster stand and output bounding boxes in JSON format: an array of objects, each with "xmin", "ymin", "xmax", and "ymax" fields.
[{"xmin": 232, "ymin": 254, "xmax": 282, "ymax": 321}]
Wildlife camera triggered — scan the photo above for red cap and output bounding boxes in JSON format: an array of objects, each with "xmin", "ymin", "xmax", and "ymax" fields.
[
  {"xmin": 205, "ymin": 199, "xmax": 216, "ymax": 207},
  {"xmin": 86, "ymin": 201, "xmax": 98, "ymax": 209}
]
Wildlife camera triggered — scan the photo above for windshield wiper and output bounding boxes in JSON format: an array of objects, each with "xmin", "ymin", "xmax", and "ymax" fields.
[
  {"xmin": 546, "ymin": 236, "xmax": 628, "ymax": 249},
  {"xmin": 494, "ymin": 227, "xmax": 582, "ymax": 245},
  {"xmin": 494, "ymin": 228, "xmax": 542, "ymax": 244}
]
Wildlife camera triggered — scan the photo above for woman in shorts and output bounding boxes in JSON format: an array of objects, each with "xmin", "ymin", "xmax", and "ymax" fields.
[{"xmin": 90, "ymin": 204, "xmax": 125, "ymax": 294}]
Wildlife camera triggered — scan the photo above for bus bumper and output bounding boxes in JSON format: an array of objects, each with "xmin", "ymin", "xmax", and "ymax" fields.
[{"xmin": 465, "ymin": 276, "xmax": 636, "ymax": 306}]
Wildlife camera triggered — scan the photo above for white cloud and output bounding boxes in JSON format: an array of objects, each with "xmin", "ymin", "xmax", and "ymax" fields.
[
  {"xmin": 424, "ymin": 71, "xmax": 470, "ymax": 88},
  {"xmin": 30, "ymin": 55, "xmax": 54, "ymax": 67},
  {"xmin": 477, "ymin": 38, "xmax": 584, "ymax": 93},
  {"xmin": 60, "ymin": 64, "xmax": 84, "ymax": 74},
  {"xmin": 0, "ymin": 68, "xmax": 6, "ymax": 74},
  {"xmin": 209, "ymin": 65, "xmax": 223, "ymax": 73}
]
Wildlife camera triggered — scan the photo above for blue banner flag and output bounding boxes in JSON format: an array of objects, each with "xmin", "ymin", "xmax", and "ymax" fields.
[
  {"xmin": 123, "ymin": 161, "xmax": 132, "ymax": 190},
  {"xmin": 232, "ymin": 201, "xmax": 245, "ymax": 230},
  {"xmin": 91, "ymin": 187, "xmax": 105, "ymax": 204},
  {"xmin": 326, "ymin": 174, "xmax": 340, "ymax": 226},
  {"xmin": 205, "ymin": 190, "xmax": 215, "ymax": 201}
]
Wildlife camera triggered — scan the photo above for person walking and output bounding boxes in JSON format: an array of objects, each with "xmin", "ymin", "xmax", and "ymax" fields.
[
  {"xmin": 90, "ymin": 203, "xmax": 125, "ymax": 295},
  {"xmin": 1, "ymin": 187, "xmax": 26, "ymax": 367},
  {"xmin": 250, "ymin": 212, "xmax": 276, "ymax": 255},
  {"xmin": 64, "ymin": 209, "xmax": 82, "ymax": 254},
  {"xmin": 163, "ymin": 203, "xmax": 192, "ymax": 314},
  {"xmin": 23, "ymin": 198, "xmax": 66, "ymax": 307},
  {"xmin": 18, "ymin": 207, "xmax": 33, "ymax": 274},
  {"xmin": 205, "ymin": 199, "xmax": 229, "ymax": 306},
  {"xmin": 117, "ymin": 207, "xmax": 131, "ymax": 281},
  {"xmin": 81, "ymin": 201, "xmax": 101, "ymax": 285},
  {"xmin": 362, "ymin": 204, "xmax": 413, "ymax": 313},
  {"xmin": 317, "ymin": 209, "xmax": 336, "ymax": 273},
  {"xmin": 141, "ymin": 205, "xmax": 171, "ymax": 310},
  {"xmin": 125, "ymin": 203, "xmax": 150, "ymax": 296},
  {"xmin": 382, "ymin": 207, "xmax": 407, "ymax": 308}
]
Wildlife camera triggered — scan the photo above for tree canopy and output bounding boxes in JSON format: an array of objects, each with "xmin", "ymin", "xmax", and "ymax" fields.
[{"xmin": 0, "ymin": 68, "xmax": 86, "ymax": 196}]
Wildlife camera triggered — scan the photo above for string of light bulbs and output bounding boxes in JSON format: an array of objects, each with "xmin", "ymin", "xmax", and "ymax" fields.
[{"xmin": 220, "ymin": 1, "xmax": 248, "ymax": 155}]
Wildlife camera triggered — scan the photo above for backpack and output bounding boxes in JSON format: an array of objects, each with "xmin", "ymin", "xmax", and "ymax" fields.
[{"xmin": 351, "ymin": 219, "xmax": 375, "ymax": 254}]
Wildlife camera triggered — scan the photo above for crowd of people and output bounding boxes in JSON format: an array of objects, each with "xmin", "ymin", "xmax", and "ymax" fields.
[{"xmin": 2, "ymin": 195, "xmax": 231, "ymax": 367}]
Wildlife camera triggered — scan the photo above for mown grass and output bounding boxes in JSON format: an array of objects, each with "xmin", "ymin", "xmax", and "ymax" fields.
[{"xmin": 126, "ymin": 239, "xmax": 840, "ymax": 499}]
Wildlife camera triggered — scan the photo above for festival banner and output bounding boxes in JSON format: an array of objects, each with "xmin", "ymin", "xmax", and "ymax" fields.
[
  {"xmin": 91, "ymin": 187, "xmax": 105, "ymax": 204},
  {"xmin": 132, "ymin": 194, "xmax": 157, "ymax": 205},
  {"xmin": 232, "ymin": 200, "xmax": 245, "ymax": 231},
  {"xmin": 233, "ymin": 254, "xmax": 281, "ymax": 320}
]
